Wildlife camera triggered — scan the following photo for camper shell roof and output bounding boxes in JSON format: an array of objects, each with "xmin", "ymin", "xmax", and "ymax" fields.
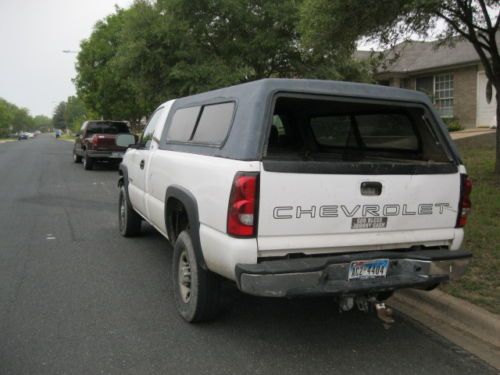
[{"xmin": 159, "ymin": 78, "xmax": 460, "ymax": 162}]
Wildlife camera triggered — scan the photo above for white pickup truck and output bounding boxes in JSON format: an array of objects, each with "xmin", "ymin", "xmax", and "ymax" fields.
[{"xmin": 117, "ymin": 79, "xmax": 472, "ymax": 322}]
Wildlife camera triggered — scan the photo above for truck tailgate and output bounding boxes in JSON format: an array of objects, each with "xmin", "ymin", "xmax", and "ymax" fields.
[{"xmin": 257, "ymin": 170, "xmax": 461, "ymax": 255}]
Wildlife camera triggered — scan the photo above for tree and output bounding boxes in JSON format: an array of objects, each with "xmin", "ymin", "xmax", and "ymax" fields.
[
  {"xmin": 75, "ymin": 0, "xmax": 373, "ymax": 124},
  {"xmin": 64, "ymin": 96, "xmax": 88, "ymax": 132},
  {"xmin": 1, "ymin": 100, "xmax": 34, "ymax": 134},
  {"xmin": 300, "ymin": 0, "xmax": 500, "ymax": 173},
  {"xmin": 33, "ymin": 115, "xmax": 52, "ymax": 132},
  {"xmin": 0, "ymin": 98, "xmax": 48, "ymax": 135},
  {"xmin": 52, "ymin": 102, "xmax": 67, "ymax": 130},
  {"xmin": 0, "ymin": 98, "xmax": 15, "ymax": 137},
  {"xmin": 10, "ymin": 107, "xmax": 33, "ymax": 133},
  {"xmin": 75, "ymin": 8, "xmax": 144, "ymax": 123}
]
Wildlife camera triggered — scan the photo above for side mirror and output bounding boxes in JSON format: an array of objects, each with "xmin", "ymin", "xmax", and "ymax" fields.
[{"xmin": 116, "ymin": 134, "xmax": 136, "ymax": 148}]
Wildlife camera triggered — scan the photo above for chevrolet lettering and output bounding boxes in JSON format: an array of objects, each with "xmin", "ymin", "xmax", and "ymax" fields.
[{"xmin": 273, "ymin": 203, "xmax": 453, "ymax": 219}]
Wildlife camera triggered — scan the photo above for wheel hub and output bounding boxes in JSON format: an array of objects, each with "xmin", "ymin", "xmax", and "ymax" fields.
[
  {"xmin": 119, "ymin": 196, "xmax": 126, "ymax": 229},
  {"xmin": 178, "ymin": 251, "xmax": 192, "ymax": 303}
]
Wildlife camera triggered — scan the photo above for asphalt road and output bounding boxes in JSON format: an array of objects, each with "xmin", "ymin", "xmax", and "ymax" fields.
[{"xmin": 0, "ymin": 135, "xmax": 496, "ymax": 375}]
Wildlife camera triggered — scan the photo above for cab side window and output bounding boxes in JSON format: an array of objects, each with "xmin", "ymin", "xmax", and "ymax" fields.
[{"xmin": 141, "ymin": 107, "xmax": 164, "ymax": 149}]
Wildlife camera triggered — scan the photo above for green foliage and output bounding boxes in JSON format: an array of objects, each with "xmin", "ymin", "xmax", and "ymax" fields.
[
  {"xmin": 33, "ymin": 115, "xmax": 52, "ymax": 129},
  {"xmin": 51, "ymin": 96, "xmax": 94, "ymax": 132},
  {"xmin": 65, "ymin": 96, "xmax": 88, "ymax": 132},
  {"xmin": 0, "ymin": 98, "xmax": 15, "ymax": 137},
  {"xmin": 75, "ymin": 8, "xmax": 144, "ymax": 122},
  {"xmin": 75, "ymin": 0, "xmax": 373, "ymax": 122},
  {"xmin": 12, "ymin": 107, "xmax": 34, "ymax": 133},
  {"xmin": 0, "ymin": 97, "xmax": 40, "ymax": 136},
  {"xmin": 442, "ymin": 117, "xmax": 462, "ymax": 132},
  {"xmin": 52, "ymin": 102, "xmax": 67, "ymax": 130}
]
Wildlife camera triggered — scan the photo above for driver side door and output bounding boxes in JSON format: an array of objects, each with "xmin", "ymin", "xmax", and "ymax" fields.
[{"xmin": 127, "ymin": 107, "xmax": 164, "ymax": 216}]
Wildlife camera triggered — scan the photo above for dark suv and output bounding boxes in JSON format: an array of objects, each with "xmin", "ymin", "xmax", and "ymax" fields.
[{"xmin": 73, "ymin": 120, "xmax": 131, "ymax": 170}]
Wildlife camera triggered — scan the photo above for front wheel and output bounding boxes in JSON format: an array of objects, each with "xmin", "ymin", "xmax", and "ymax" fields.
[
  {"xmin": 118, "ymin": 185, "xmax": 141, "ymax": 237},
  {"xmin": 173, "ymin": 231, "xmax": 220, "ymax": 322}
]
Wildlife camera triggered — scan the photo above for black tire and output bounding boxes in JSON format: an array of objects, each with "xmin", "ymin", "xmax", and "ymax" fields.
[
  {"xmin": 118, "ymin": 185, "xmax": 141, "ymax": 237},
  {"xmin": 73, "ymin": 150, "xmax": 82, "ymax": 163},
  {"xmin": 173, "ymin": 230, "xmax": 220, "ymax": 322},
  {"xmin": 83, "ymin": 152, "xmax": 94, "ymax": 170}
]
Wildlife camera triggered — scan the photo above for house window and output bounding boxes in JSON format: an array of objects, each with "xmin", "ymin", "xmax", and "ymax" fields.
[
  {"xmin": 415, "ymin": 74, "xmax": 454, "ymax": 118},
  {"xmin": 400, "ymin": 78, "xmax": 413, "ymax": 89},
  {"xmin": 416, "ymin": 76, "xmax": 434, "ymax": 98},
  {"xmin": 434, "ymin": 73, "xmax": 454, "ymax": 118}
]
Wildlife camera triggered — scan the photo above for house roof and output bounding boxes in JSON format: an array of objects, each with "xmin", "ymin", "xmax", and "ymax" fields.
[
  {"xmin": 374, "ymin": 35, "xmax": 499, "ymax": 75},
  {"xmin": 353, "ymin": 50, "xmax": 372, "ymax": 61}
]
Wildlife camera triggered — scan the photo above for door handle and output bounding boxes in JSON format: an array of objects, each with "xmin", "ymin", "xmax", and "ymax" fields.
[
  {"xmin": 361, "ymin": 182, "xmax": 382, "ymax": 196},
  {"xmin": 140, "ymin": 160, "xmax": 145, "ymax": 170}
]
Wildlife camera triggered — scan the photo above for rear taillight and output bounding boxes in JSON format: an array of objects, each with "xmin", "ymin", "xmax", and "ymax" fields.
[
  {"xmin": 227, "ymin": 172, "xmax": 259, "ymax": 237},
  {"xmin": 456, "ymin": 175, "xmax": 472, "ymax": 228},
  {"xmin": 91, "ymin": 134, "xmax": 98, "ymax": 147}
]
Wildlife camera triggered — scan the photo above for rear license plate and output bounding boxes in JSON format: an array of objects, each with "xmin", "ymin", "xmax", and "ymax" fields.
[
  {"xmin": 352, "ymin": 217, "xmax": 387, "ymax": 229},
  {"xmin": 111, "ymin": 152, "xmax": 124, "ymax": 158},
  {"xmin": 348, "ymin": 259, "xmax": 389, "ymax": 280}
]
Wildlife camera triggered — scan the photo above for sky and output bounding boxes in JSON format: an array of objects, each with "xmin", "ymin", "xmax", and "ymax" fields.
[{"xmin": 0, "ymin": 0, "xmax": 133, "ymax": 117}]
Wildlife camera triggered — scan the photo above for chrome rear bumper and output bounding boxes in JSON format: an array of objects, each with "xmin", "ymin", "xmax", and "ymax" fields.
[{"xmin": 235, "ymin": 249, "xmax": 471, "ymax": 298}]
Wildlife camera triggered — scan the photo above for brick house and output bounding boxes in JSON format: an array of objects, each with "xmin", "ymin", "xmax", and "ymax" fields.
[{"xmin": 367, "ymin": 37, "xmax": 498, "ymax": 129}]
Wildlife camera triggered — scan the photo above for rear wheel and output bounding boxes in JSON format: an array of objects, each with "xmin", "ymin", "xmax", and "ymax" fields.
[
  {"xmin": 173, "ymin": 230, "xmax": 220, "ymax": 322},
  {"xmin": 83, "ymin": 152, "xmax": 94, "ymax": 170},
  {"xmin": 118, "ymin": 185, "xmax": 141, "ymax": 236}
]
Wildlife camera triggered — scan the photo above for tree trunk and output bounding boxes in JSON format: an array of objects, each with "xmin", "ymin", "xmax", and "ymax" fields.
[{"xmin": 496, "ymin": 88, "xmax": 500, "ymax": 175}]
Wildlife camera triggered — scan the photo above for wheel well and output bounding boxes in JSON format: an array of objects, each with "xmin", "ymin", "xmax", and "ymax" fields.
[
  {"xmin": 166, "ymin": 198, "xmax": 189, "ymax": 243},
  {"xmin": 118, "ymin": 170, "xmax": 124, "ymax": 187}
]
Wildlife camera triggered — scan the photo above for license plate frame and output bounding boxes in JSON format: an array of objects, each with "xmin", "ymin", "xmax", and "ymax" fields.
[
  {"xmin": 110, "ymin": 152, "xmax": 124, "ymax": 158},
  {"xmin": 348, "ymin": 259, "xmax": 389, "ymax": 280}
]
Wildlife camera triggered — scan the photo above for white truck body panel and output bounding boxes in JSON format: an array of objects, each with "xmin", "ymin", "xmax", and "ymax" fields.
[
  {"xmin": 146, "ymin": 152, "xmax": 260, "ymax": 279},
  {"xmin": 257, "ymin": 170, "xmax": 462, "ymax": 256}
]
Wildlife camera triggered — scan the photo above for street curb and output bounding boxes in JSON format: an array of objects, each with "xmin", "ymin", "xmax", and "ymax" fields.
[{"xmin": 388, "ymin": 289, "xmax": 500, "ymax": 369}]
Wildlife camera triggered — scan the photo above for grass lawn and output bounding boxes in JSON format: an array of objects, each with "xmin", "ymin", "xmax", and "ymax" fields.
[
  {"xmin": 0, "ymin": 138, "xmax": 16, "ymax": 143},
  {"xmin": 57, "ymin": 134, "xmax": 76, "ymax": 142},
  {"xmin": 442, "ymin": 133, "xmax": 500, "ymax": 314}
]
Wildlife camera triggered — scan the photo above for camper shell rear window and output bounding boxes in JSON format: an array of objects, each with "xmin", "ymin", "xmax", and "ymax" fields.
[{"xmin": 265, "ymin": 94, "xmax": 453, "ymax": 166}]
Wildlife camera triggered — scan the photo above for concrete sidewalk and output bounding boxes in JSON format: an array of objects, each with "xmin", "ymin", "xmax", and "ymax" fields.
[{"xmin": 450, "ymin": 128, "xmax": 496, "ymax": 140}]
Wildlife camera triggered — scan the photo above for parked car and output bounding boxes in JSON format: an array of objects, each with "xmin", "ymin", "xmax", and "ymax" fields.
[
  {"xmin": 73, "ymin": 120, "xmax": 132, "ymax": 170},
  {"xmin": 17, "ymin": 133, "xmax": 28, "ymax": 140},
  {"xmin": 117, "ymin": 79, "xmax": 472, "ymax": 323}
]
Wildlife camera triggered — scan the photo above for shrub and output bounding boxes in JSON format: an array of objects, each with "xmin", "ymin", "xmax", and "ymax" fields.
[{"xmin": 442, "ymin": 117, "xmax": 462, "ymax": 132}]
